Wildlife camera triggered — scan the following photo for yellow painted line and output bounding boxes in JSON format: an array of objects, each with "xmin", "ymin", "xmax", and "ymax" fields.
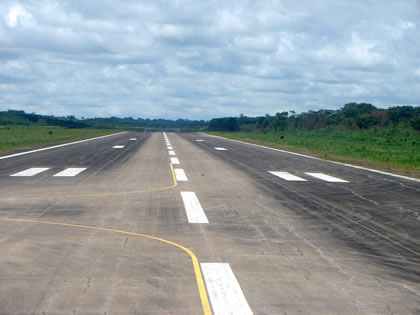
[
  {"xmin": 0, "ymin": 217, "xmax": 212, "ymax": 315},
  {"xmin": 0, "ymin": 163, "xmax": 178, "ymax": 201}
]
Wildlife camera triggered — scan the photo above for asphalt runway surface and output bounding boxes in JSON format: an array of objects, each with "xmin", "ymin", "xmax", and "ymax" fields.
[{"xmin": 0, "ymin": 131, "xmax": 419, "ymax": 314}]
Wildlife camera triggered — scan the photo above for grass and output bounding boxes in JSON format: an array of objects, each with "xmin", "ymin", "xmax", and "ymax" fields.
[
  {"xmin": 205, "ymin": 129, "xmax": 420, "ymax": 178},
  {"xmin": 0, "ymin": 126, "xmax": 121, "ymax": 156}
]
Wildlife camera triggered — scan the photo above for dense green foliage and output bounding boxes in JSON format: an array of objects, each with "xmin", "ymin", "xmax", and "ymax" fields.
[
  {"xmin": 0, "ymin": 110, "xmax": 207, "ymax": 130},
  {"xmin": 207, "ymin": 129, "xmax": 420, "ymax": 168},
  {"xmin": 207, "ymin": 103, "xmax": 420, "ymax": 132},
  {"xmin": 2, "ymin": 103, "xmax": 418, "ymax": 132}
]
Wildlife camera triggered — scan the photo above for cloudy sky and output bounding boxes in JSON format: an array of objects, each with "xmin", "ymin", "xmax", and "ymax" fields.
[{"xmin": 0, "ymin": 0, "xmax": 419, "ymax": 119}]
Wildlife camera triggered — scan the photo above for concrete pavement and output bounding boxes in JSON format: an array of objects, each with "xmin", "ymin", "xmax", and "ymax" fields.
[{"xmin": 0, "ymin": 131, "xmax": 419, "ymax": 314}]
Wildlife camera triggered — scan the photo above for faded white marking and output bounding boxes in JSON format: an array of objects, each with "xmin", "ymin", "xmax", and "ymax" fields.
[
  {"xmin": 53, "ymin": 168, "xmax": 87, "ymax": 177},
  {"xmin": 269, "ymin": 171, "xmax": 307, "ymax": 181},
  {"xmin": 169, "ymin": 150, "xmax": 176, "ymax": 156},
  {"xmin": 196, "ymin": 139, "xmax": 204, "ymax": 142},
  {"xmin": 11, "ymin": 167, "xmax": 50, "ymax": 177},
  {"xmin": 167, "ymin": 146, "xmax": 173, "ymax": 150},
  {"xmin": 0, "ymin": 132, "xmax": 127, "ymax": 161},
  {"xmin": 180, "ymin": 192, "xmax": 209, "ymax": 223},
  {"xmin": 170, "ymin": 157, "xmax": 180, "ymax": 165},
  {"xmin": 129, "ymin": 138, "xmax": 137, "ymax": 141},
  {"xmin": 214, "ymin": 147, "xmax": 227, "ymax": 151},
  {"xmin": 174, "ymin": 168, "xmax": 188, "ymax": 181},
  {"xmin": 201, "ymin": 263, "xmax": 253, "ymax": 315},
  {"xmin": 112, "ymin": 145, "xmax": 124, "ymax": 149},
  {"xmin": 305, "ymin": 172, "xmax": 348, "ymax": 183}
]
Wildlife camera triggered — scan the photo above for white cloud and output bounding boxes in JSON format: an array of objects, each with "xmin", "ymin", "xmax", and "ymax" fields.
[
  {"xmin": 346, "ymin": 32, "xmax": 383, "ymax": 66},
  {"xmin": 400, "ymin": 21, "xmax": 415, "ymax": 30},
  {"xmin": 0, "ymin": 0, "xmax": 419, "ymax": 119},
  {"xmin": 5, "ymin": 4, "xmax": 35, "ymax": 28}
]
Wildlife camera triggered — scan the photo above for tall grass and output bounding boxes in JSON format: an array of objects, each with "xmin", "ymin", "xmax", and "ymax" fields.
[{"xmin": 207, "ymin": 129, "xmax": 420, "ymax": 168}]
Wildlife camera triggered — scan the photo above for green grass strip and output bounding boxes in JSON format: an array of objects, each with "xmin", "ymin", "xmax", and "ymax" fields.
[{"xmin": 0, "ymin": 126, "xmax": 121, "ymax": 155}]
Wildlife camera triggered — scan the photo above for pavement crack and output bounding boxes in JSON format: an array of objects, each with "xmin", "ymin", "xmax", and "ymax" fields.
[
  {"xmin": 402, "ymin": 283, "xmax": 420, "ymax": 297},
  {"xmin": 340, "ymin": 186, "xmax": 379, "ymax": 205},
  {"xmin": 297, "ymin": 247, "xmax": 304, "ymax": 256},
  {"xmin": 386, "ymin": 304, "xmax": 395, "ymax": 315},
  {"xmin": 383, "ymin": 178, "xmax": 420, "ymax": 193},
  {"xmin": 83, "ymin": 274, "xmax": 92, "ymax": 294}
]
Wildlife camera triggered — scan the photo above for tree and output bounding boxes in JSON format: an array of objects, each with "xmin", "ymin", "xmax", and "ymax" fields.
[
  {"xmin": 342, "ymin": 103, "xmax": 376, "ymax": 118},
  {"xmin": 273, "ymin": 111, "xmax": 288, "ymax": 132},
  {"xmin": 388, "ymin": 106, "xmax": 415, "ymax": 124}
]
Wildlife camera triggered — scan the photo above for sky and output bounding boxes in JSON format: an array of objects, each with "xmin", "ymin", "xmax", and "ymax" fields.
[{"xmin": 0, "ymin": 0, "xmax": 419, "ymax": 120}]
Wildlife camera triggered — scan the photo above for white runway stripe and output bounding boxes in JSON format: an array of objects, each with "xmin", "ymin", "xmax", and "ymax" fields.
[
  {"xmin": 169, "ymin": 150, "xmax": 176, "ymax": 156},
  {"xmin": 201, "ymin": 263, "xmax": 253, "ymax": 315},
  {"xmin": 11, "ymin": 167, "xmax": 50, "ymax": 177},
  {"xmin": 113, "ymin": 145, "xmax": 124, "ymax": 149},
  {"xmin": 305, "ymin": 172, "xmax": 349, "ymax": 183},
  {"xmin": 174, "ymin": 168, "xmax": 188, "ymax": 181},
  {"xmin": 167, "ymin": 146, "xmax": 173, "ymax": 150},
  {"xmin": 53, "ymin": 168, "xmax": 87, "ymax": 177},
  {"xmin": 214, "ymin": 147, "xmax": 227, "ymax": 151},
  {"xmin": 180, "ymin": 192, "xmax": 209, "ymax": 223},
  {"xmin": 171, "ymin": 157, "xmax": 180, "ymax": 165},
  {"xmin": 269, "ymin": 171, "xmax": 307, "ymax": 181},
  {"xmin": 129, "ymin": 138, "xmax": 137, "ymax": 140},
  {"xmin": 0, "ymin": 132, "xmax": 127, "ymax": 161}
]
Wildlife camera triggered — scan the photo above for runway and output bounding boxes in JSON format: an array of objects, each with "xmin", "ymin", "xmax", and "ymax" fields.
[{"xmin": 0, "ymin": 131, "xmax": 419, "ymax": 314}]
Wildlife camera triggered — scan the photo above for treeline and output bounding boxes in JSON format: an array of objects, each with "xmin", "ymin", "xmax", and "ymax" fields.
[
  {"xmin": 208, "ymin": 103, "xmax": 420, "ymax": 132},
  {"xmin": 0, "ymin": 110, "xmax": 207, "ymax": 130},
  {"xmin": 0, "ymin": 110, "xmax": 87, "ymax": 128},
  {"xmin": 1, "ymin": 103, "xmax": 419, "ymax": 132},
  {"xmin": 84, "ymin": 116, "xmax": 207, "ymax": 130}
]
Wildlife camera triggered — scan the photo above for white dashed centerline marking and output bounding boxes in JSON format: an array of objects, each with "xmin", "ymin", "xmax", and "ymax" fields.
[
  {"xmin": 201, "ymin": 263, "xmax": 253, "ymax": 315},
  {"xmin": 174, "ymin": 168, "xmax": 188, "ymax": 181},
  {"xmin": 53, "ymin": 168, "xmax": 87, "ymax": 177},
  {"xmin": 180, "ymin": 192, "xmax": 209, "ymax": 223},
  {"xmin": 129, "ymin": 138, "xmax": 137, "ymax": 141},
  {"xmin": 169, "ymin": 150, "xmax": 176, "ymax": 156},
  {"xmin": 214, "ymin": 147, "xmax": 227, "ymax": 151},
  {"xmin": 305, "ymin": 172, "xmax": 349, "ymax": 183},
  {"xmin": 10, "ymin": 167, "xmax": 50, "ymax": 177},
  {"xmin": 170, "ymin": 157, "xmax": 180, "ymax": 165},
  {"xmin": 196, "ymin": 139, "xmax": 204, "ymax": 142},
  {"xmin": 269, "ymin": 171, "xmax": 307, "ymax": 181},
  {"xmin": 113, "ymin": 145, "xmax": 125, "ymax": 149}
]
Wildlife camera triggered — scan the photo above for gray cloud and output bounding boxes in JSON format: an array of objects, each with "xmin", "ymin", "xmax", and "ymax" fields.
[{"xmin": 0, "ymin": 0, "xmax": 419, "ymax": 119}]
